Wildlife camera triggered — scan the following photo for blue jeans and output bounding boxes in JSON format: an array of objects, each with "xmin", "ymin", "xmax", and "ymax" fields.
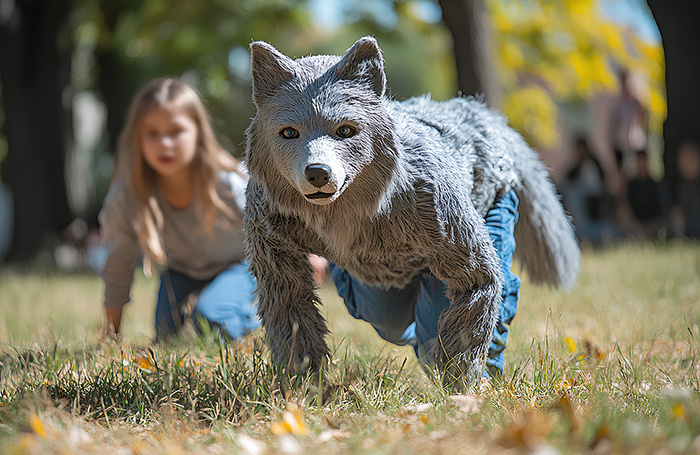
[
  {"xmin": 331, "ymin": 190, "xmax": 521, "ymax": 378},
  {"xmin": 155, "ymin": 262, "xmax": 260, "ymax": 342}
]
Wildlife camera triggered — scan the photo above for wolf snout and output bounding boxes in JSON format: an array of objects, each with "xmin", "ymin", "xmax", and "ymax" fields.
[{"xmin": 305, "ymin": 164, "xmax": 331, "ymax": 188}]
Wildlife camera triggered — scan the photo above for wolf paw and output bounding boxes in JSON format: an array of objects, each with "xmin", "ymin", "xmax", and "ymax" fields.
[{"xmin": 268, "ymin": 326, "xmax": 330, "ymax": 375}]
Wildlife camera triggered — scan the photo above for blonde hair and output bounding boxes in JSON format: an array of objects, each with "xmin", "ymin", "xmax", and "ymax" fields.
[{"xmin": 112, "ymin": 77, "xmax": 241, "ymax": 270}]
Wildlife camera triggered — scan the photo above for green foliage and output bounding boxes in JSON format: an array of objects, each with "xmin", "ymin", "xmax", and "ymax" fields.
[{"xmin": 70, "ymin": 0, "xmax": 317, "ymax": 155}]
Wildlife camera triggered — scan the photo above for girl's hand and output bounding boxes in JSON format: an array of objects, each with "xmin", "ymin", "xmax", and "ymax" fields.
[{"xmin": 102, "ymin": 306, "xmax": 123, "ymax": 342}]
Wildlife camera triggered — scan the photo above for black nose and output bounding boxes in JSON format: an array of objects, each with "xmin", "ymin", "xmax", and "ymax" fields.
[{"xmin": 305, "ymin": 164, "xmax": 331, "ymax": 188}]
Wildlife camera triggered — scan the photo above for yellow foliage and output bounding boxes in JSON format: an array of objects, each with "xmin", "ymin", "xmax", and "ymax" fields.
[
  {"xmin": 487, "ymin": 0, "xmax": 667, "ymax": 148},
  {"xmin": 500, "ymin": 41, "xmax": 524, "ymax": 68},
  {"xmin": 503, "ymin": 85, "xmax": 560, "ymax": 148}
]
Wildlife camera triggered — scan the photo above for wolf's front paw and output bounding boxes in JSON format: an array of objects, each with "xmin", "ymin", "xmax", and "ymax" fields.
[
  {"xmin": 432, "ymin": 327, "xmax": 489, "ymax": 391},
  {"xmin": 268, "ymin": 324, "xmax": 330, "ymax": 375},
  {"xmin": 435, "ymin": 346, "xmax": 487, "ymax": 392}
]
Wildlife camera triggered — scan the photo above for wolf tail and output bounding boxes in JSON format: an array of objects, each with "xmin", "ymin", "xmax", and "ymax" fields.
[{"xmin": 514, "ymin": 154, "xmax": 580, "ymax": 289}]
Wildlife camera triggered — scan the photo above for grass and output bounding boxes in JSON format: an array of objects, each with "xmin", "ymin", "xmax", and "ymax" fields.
[{"xmin": 1, "ymin": 240, "xmax": 699, "ymax": 454}]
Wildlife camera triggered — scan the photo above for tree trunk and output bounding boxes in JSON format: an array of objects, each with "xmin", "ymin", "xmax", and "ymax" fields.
[
  {"xmin": 646, "ymin": 0, "xmax": 700, "ymax": 202},
  {"xmin": 0, "ymin": 0, "xmax": 74, "ymax": 260},
  {"xmin": 95, "ymin": 0, "xmax": 143, "ymax": 156},
  {"xmin": 437, "ymin": 0, "xmax": 502, "ymax": 107}
]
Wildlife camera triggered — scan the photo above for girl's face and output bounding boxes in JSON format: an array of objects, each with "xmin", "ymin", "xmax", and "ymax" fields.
[{"xmin": 140, "ymin": 103, "xmax": 199, "ymax": 180}]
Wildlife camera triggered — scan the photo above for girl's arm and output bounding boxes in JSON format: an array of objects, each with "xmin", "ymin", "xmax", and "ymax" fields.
[{"xmin": 98, "ymin": 180, "xmax": 140, "ymax": 338}]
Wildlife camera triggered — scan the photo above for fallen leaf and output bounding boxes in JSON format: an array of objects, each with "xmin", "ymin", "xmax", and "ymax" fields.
[
  {"xmin": 499, "ymin": 408, "xmax": 556, "ymax": 449},
  {"xmin": 271, "ymin": 403, "xmax": 307, "ymax": 436},
  {"xmin": 30, "ymin": 414, "xmax": 46, "ymax": 438},
  {"xmin": 583, "ymin": 340, "xmax": 606, "ymax": 362},
  {"xmin": 554, "ymin": 377, "xmax": 576, "ymax": 393},
  {"xmin": 672, "ymin": 402, "xmax": 686, "ymax": 420},
  {"xmin": 135, "ymin": 354, "xmax": 154, "ymax": 370},
  {"xmin": 563, "ymin": 337, "xmax": 577, "ymax": 355}
]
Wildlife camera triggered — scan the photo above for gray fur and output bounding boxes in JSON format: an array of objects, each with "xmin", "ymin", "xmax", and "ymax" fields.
[{"xmin": 244, "ymin": 37, "xmax": 580, "ymax": 385}]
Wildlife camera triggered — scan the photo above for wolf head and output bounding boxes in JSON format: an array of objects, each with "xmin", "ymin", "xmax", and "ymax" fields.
[{"xmin": 245, "ymin": 37, "xmax": 400, "ymax": 213}]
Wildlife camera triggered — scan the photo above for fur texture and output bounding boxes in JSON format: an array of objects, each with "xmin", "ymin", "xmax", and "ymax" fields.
[{"xmin": 244, "ymin": 37, "xmax": 580, "ymax": 385}]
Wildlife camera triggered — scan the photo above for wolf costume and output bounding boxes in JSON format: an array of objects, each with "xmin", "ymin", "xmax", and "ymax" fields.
[{"xmin": 244, "ymin": 37, "xmax": 579, "ymax": 386}]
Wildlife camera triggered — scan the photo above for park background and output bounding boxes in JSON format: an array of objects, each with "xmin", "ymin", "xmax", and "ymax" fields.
[{"xmin": 1, "ymin": 0, "xmax": 698, "ymax": 265}]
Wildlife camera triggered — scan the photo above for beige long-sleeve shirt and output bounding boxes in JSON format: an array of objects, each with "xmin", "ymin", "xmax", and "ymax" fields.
[{"xmin": 98, "ymin": 170, "xmax": 248, "ymax": 309}]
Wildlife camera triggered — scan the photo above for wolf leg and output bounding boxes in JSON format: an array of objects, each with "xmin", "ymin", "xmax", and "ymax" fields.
[
  {"xmin": 250, "ymin": 242, "xmax": 330, "ymax": 372},
  {"xmin": 245, "ymin": 190, "xmax": 330, "ymax": 373},
  {"xmin": 426, "ymin": 197, "xmax": 503, "ymax": 389}
]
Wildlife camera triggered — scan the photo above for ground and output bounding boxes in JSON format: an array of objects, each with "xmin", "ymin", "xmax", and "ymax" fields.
[{"xmin": 1, "ymin": 240, "xmax": 699, "ymax": 454}]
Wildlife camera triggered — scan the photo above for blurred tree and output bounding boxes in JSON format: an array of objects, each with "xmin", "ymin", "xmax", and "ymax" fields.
[
  {"xmin": 0, "ymin": 0, "xmax": 74, "ymax": 260},
  {"xmin": 0, "ymin": 0, "xmax": 316, "ymax": 262},
  {"xmin": 437, "ymin": 0, "xmax": 502, "ymax": 106},
  {"xmin": 646, "ymin": 0, "xmax": 700, "ymax": 202}
]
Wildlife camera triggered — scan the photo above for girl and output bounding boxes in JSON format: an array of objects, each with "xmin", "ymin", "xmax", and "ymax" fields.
[{"xmin": 99, "ymin": 77, "xmax": 260, "ymax": 342}]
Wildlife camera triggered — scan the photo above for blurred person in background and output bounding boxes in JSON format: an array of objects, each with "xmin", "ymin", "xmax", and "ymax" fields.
[
  {"xmin": 675, "ymin": 141, "xmax": 700, "ymax": 238},
  {"xmin": 561, "ymin": 137, "xmax": 616, "ymax": 244},
  {"xmin": 626, "ymin": 150, "xmax": 671, "ymax": 238}
]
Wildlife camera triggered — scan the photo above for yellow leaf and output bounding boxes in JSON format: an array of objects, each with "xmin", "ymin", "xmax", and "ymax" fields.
[
  {"xmin": 563, "ymin": 337, "xmax": 577, "ymax": 355},
  {"xmin": 271, "ymin": 403, "xmax": 307, "ymax": 435},
  {"xmin": 135, "ymin": 354, "xmax": 153, "ymax": 370},
  {"xmin": 30, "ymin": 414, "xmax": 46, "ymax": 438},
  {"xmin": 555, "ymin": 377, "xmax": 576, "ymax": 393}
]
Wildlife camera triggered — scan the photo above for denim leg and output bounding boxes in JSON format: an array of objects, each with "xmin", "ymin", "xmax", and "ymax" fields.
[
  {"xmin": 193, "ymin": 262, "xmax": 260, "ymax": 340},
  {"xmin": 484, "ymin": 190, "xmax": 521, "ymax": 378},
  {"xmin": 412, "ymin": 273, "xmax": 451, "ymax": 364},
  {"xmin": 330, "ymin": 264, "xmax": 420, "ymax": 345},
  {"xmin": 155, "ymin": 269, "xmax": 206, "ymax": 341}
]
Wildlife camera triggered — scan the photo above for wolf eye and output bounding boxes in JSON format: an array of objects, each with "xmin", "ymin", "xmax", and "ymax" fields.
[
  {"xmin": 336, "ymin": 125, "xmax": 357, "ymax": 139},
  {"xmin": 280, "ymin": 127, "xmax": 299, "ymax": 139}
]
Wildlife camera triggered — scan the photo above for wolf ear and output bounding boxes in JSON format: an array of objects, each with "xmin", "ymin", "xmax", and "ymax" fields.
[
  {"xmin": 250, "ymin": 41, "xmax": 297, "ymax": 107},
  {"xmin": 334, "ymin": 36, "xmax": 386, "ymax": 97}
]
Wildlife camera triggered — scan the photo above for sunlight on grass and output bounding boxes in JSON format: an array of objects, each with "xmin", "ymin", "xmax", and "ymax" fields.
[{"xmin": 1, "ymin": 241, "xmax": 699, "ymax": 453}]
